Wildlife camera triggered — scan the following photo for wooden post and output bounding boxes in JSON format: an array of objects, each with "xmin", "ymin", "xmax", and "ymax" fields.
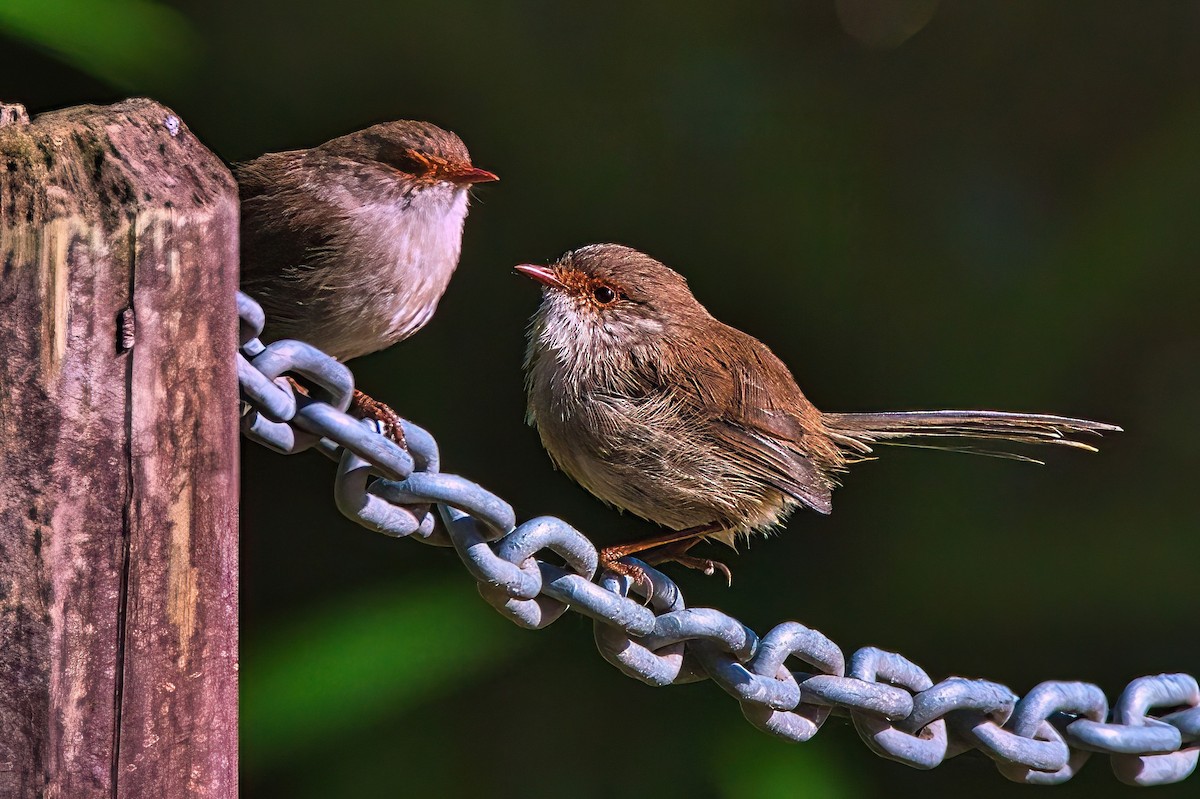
[{"xmin": 0, "ymin": 99, "xmax": 238, "ymax": 798}]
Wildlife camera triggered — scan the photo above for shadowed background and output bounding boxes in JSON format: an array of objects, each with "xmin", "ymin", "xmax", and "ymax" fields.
[{"xmin": 4, "ymin": 1, "xmax": 1197, "ymax": 796}]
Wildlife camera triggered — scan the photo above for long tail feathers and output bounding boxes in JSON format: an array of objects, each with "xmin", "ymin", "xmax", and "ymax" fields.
[{"xmin": 821, "ymin": 410, "xmax": 1121, "ymax": 463}]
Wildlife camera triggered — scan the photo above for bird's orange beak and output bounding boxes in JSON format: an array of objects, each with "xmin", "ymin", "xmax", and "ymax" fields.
[
  {"xmin": 515, "ymin": 264, "xmax": 565, "ymax": 288},
  {"xmin": 445, "ymin": 165, "xmax": 499, "ymax": 185}
]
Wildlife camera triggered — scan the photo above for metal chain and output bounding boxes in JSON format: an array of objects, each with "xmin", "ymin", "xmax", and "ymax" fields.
[{"xmin": 236, "ymin": 292, "xmax": 1199, "ymax": 787}]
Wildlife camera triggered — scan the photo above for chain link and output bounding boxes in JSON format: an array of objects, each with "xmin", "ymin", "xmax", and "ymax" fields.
[{"xmin": 236, "ymin": 292, "xmax": 1198, "ymax": 787}]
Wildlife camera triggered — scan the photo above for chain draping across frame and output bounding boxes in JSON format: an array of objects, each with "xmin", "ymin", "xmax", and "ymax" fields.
[{"xmin": 236, "ymin": 292, "xmax": 1198, "ymax": 787}]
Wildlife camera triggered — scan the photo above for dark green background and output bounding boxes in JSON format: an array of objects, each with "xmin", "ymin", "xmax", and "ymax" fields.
[{"xmin": 4, "ymin": 1, "xmax": 1197, "ymax": 796}]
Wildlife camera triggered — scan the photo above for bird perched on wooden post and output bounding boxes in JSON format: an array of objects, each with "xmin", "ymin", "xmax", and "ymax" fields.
[
  {"xmin": 518, "ymin": 244, "xmax": 1120, "ymax": 587},
  {"xmin": 238, "ymin": 120, "xmax": 497, "ymax": 445}
]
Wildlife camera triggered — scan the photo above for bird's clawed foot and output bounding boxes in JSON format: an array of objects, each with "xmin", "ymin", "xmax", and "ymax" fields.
[
  {"xmin": 664, "ymin": 555, "xmax": 732, "ymax": 586},
  {"xmin": 599, "ymin": 531, "xmax": 734, "ymax": 599},
  {"xmin": 284, "ymin": 378, "xmax": 406, "ymax": 448},
  {"xmin": 598, "ymin": 547, "xmax": 657, "ymax": 602},
  {"xmin": 644, "ymin": 540, "xmax": 733, "ymax": 586},
  {"xmin": 349, "ymin": 388, "xmax": 408, "ymax": 449}
]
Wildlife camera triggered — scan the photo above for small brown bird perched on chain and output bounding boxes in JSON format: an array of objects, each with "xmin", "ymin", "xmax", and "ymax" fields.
[
  {"xmin": 518, "ymin": 244, "xmax": 1120, "ymax": 587},
  {"xmin": 238, "ymin": 120, "xmax": 497, "ymax": 444}
]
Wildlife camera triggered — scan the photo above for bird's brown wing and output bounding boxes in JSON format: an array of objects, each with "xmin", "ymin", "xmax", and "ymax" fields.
[
  {"xmin": 235, "ymin": 151, "xmax": 355, "ymax": 342},
  {"xmin": 684, "ymin": 326, "xmax": 836, "ymax": 515},
  {"xmin": 236, "ymin": 151, "xmax": 342, "ymax": 290},
  {"xmin": 713, "ymin": 416, "xmax": 833, "ymax": 514}
]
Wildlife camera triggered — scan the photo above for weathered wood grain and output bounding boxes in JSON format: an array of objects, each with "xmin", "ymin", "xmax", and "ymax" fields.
[{"xmin": 0, "ymin": 99, "xmax": 238, "ymax": 798}]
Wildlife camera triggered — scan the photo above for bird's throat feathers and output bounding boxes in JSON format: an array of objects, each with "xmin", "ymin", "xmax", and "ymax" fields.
[{"xmin": 527, "ymin": 288, "xmax": 669, "ymax": 394}]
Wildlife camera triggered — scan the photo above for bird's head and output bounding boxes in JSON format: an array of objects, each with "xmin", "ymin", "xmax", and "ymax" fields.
[
  {"xmin": 322, "ymin": 119, "xmax": 498, "ymax": 188},
  {"xmin": 517, "ymin": 244, "xmax": 707, "ymax": 365}
]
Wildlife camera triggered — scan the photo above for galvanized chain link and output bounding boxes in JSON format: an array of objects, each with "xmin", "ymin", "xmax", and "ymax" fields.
[{"xmin": 236, "ymin": 291, "xmax": 1199, "ymax": 787}]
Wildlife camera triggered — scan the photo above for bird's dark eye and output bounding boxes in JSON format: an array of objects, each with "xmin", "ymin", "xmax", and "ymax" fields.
[
  {"xmin": 391, "ymin": 148, "xmax": 433, "ymax": 177},
  {"xmin": 592, "ymin": 285, "xmax": 617, "ymax": 304}
]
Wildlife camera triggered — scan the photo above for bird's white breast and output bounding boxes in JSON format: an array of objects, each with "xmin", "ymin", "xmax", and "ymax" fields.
[{"xmin": 345, "ymin": 184, "xmax": 469, "ymax": 351}]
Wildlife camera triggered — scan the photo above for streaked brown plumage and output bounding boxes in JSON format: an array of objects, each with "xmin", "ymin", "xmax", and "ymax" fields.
[{"xmin": 519, "ymin": 244, "xmax": 1120, "ymax": 584}]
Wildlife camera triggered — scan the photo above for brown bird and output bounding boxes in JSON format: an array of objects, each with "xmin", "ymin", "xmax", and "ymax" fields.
[
  {"xmin": 238, "ymin": 120, "xmax": 497, "ymax": 442},
  {"xmin": 518, "ymin": 244, "xmax": 1120, "ymax": 586}
]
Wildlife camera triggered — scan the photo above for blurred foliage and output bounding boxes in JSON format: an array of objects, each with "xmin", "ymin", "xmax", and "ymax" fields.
[
  {"xmin": 712, "ymin": 724, "xmax": 865, "ymax": 799},
  {"xmin": 240, "ymin": 577, "xmax": 525, "ymax": 773},
  {"xmin": 0, "ymin": 0, "xmax": 197, "ymax": 89},
  {"xmin": 4, "ymin": 1, "xmax": 1198, "ymax": 797}
]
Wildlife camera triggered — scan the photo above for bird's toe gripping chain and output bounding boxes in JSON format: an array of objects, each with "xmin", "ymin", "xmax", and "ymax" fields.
[{"xmin": 349, "ymin": 389, "xmax": 409, "ymax": 449}]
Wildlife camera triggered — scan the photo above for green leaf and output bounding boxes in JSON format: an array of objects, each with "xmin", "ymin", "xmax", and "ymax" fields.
[
  {"xmin": 0, "ymin": 0, "xmax": 198, "ymax": 89},
  {"xmin": 241, "ymin": 577, "xmax": 525, "ymax": 773},
  {"xmin": 713, "ymin": 723, "xmax": 863, "ymax": 799}
]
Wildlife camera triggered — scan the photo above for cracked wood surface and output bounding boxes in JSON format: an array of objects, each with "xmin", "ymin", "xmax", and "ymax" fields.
[{"xmin": 0, "ymin": 98, "xmax": 238, "ymax": 799}]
